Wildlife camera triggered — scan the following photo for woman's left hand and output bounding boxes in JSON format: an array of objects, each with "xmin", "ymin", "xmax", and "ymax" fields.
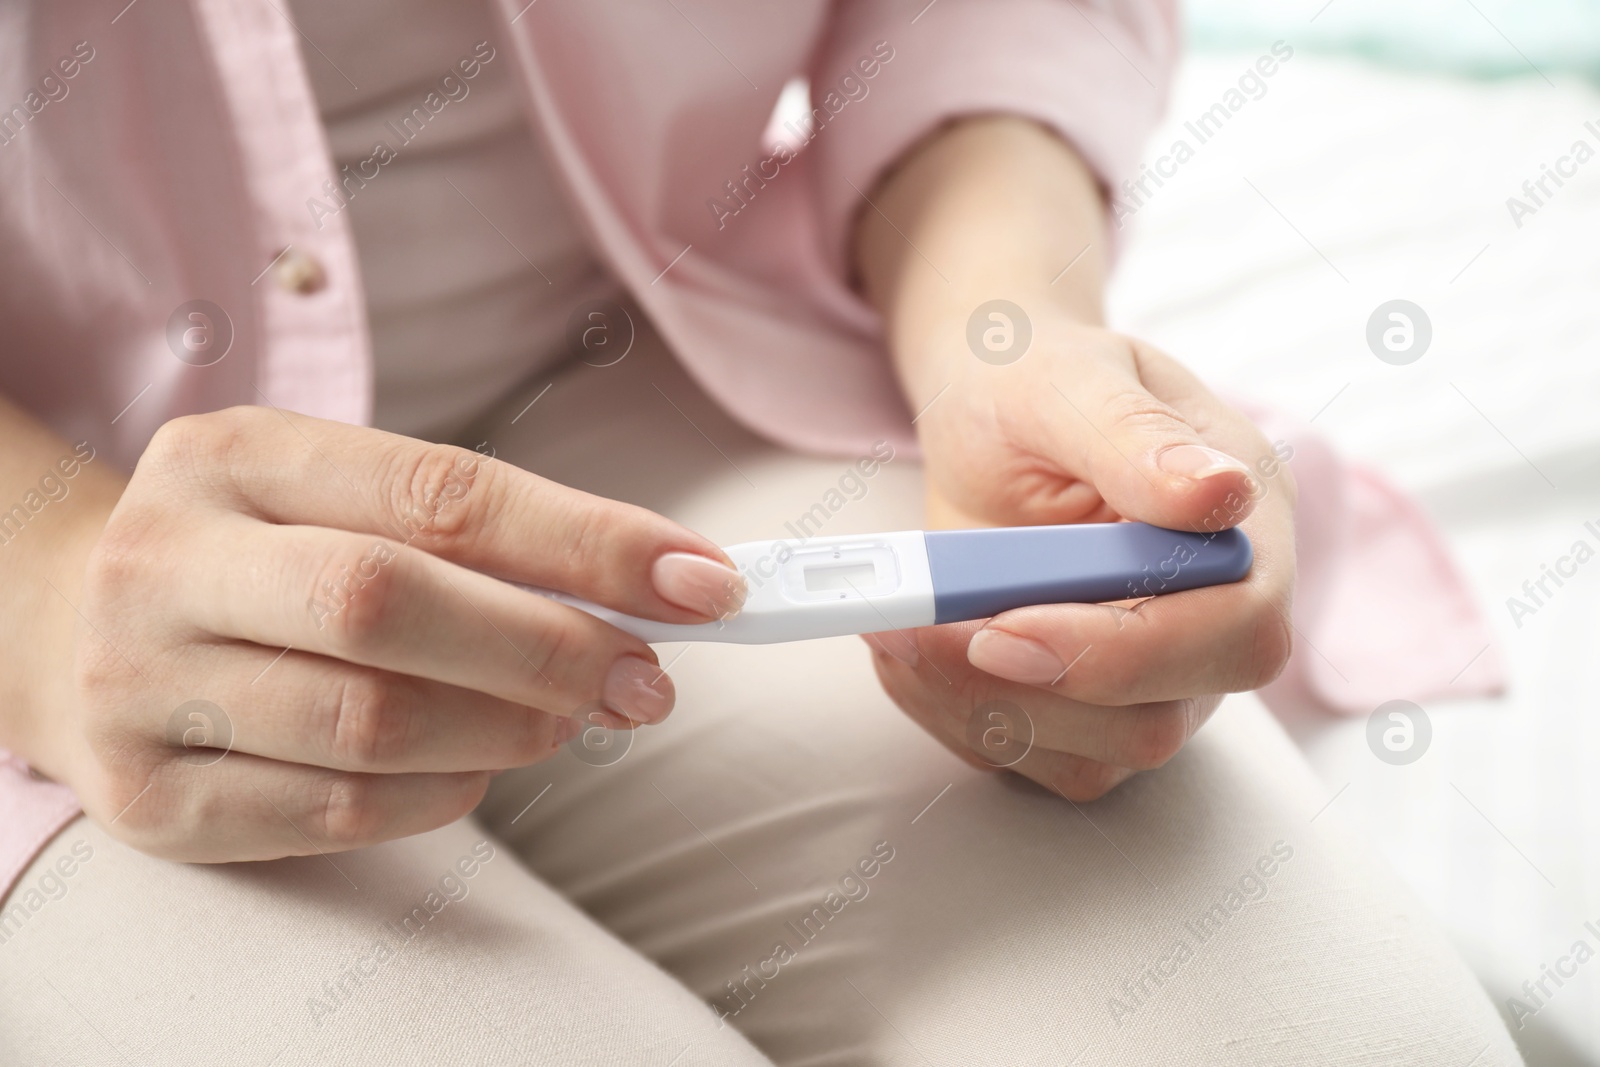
[
  {"xmin": 865, "ymin": 308, "xmax": 1297, "ymax": 800},
  {"xmin": 854, "ymin": 116, "xmax": 1297, "ymax": 800}
]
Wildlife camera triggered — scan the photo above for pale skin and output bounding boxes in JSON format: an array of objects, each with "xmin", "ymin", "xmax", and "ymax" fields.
[
  {"xmin": 0, "ymin": 115, "xmax": 1294, "ymax": 862},
  {"xmin": 855, "ymin": 115, "xmax": 1296, "ymax": 798}
]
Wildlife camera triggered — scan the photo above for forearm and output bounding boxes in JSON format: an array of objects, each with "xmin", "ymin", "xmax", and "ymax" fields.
[
  {"xmin": 0, "ymin": 392, "xmax": 123, "ymax": 770},
  {"xmin": 852, "ymin": 115, "xmax": 1110, "ymax": 402}
]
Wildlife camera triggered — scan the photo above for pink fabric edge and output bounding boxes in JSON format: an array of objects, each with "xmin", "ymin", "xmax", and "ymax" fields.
[
  {"xmin": 1238, "ymin": 401, "xmax": 1509, "ymax": 719},
  {"xmin": 0, "ymin": 757, "xmax": 82, "ymax": 907}
]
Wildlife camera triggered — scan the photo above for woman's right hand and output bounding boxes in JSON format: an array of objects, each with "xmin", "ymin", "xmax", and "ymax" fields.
[{"xmin": 30, "ymin": 406, "xmax": 745, "ymax": 863}]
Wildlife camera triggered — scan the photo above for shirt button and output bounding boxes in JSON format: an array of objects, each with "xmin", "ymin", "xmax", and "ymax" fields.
[{"xmin": 272, "ymin": 247, "xmax": 327, "ymax": 295}]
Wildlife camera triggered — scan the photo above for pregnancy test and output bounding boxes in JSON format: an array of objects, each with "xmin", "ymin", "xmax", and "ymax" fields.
[{"xmin": 541, "ymin": 522, "xmax": 1251, "ymax": 645}]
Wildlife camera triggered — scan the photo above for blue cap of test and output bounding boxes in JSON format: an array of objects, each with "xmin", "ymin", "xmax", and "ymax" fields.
[{"xmin": 923, "ymin": 524, "xmax": 1252, "ymax": 624}]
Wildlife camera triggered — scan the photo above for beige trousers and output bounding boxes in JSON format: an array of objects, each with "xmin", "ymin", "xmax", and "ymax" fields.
[{"xmin": 0, "ymin": 326, "xmax": 1521, "ymax": 1065}]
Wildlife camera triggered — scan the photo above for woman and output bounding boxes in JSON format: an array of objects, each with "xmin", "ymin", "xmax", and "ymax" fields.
[{"xmin": 0, "ymin": 0, "xmax": 1519, "ymax": 1062}]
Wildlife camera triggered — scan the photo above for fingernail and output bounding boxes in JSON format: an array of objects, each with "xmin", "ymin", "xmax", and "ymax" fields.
[
  {"xmin": 602, "ymin": 654, "xmax": 675, "ymax": 724},
  {"xmin": 862, "ymin": 631, "xmax": 918, "ymax": 668},
  {"xmin": 967, "ymin": 628, "xmax": 1064, "ymax": 685},
  {"xmin": 652, "ymin": 552, "xmax": 747, "ymax": 620},
  {"xmin": 1157, "ymin": 444, "xmax": 1252, "ymax": 481}
]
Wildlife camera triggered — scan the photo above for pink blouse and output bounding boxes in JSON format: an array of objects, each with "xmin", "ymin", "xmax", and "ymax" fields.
[{"xmin": 0, "ymin": 0, "xmax": 1501, "ymax": 896}]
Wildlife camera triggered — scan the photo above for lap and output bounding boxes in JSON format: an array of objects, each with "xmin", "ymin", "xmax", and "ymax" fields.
[
  {"xmin": 1, "ymin": 321, "xmax": 1521, "ymax": 1065},
  {"xmin": 479, "ymin": 642, "xmax": 1520, "ymax": 1066},
  {"xmin": 0, "ymin": 813, "xmax": 768, "ymax": 1065},
  {"xmin": 473, "ymin": 320, "xmax": 1521, "ymax": 1065}
]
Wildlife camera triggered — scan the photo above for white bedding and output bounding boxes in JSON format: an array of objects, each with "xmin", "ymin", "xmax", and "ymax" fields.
[{"xmin": 1107, "ymin": 51, "xmax": 1600, "ymax": 1064}]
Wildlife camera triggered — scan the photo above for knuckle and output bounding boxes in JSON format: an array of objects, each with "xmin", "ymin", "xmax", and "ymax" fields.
[
  {"xmin": 1118, "ymin": 700, "xmax": 1195, "ymax": 770},
  {"xmin": 143, "ymin": 413, "xmax": 215, "ymax": 468},
  {"xmin": 84, "ymin": 754, "xmax": 160, "ymax": 835},
  {"xmin": 73, "ymin": 556, "xmax": 153, "ymax": 701},
  {"xmin": 79, "ymin": 519, "xmax": 151, "ymax": 606},
  {"xmin": 380, "ymin": 443, "xmax": 484, "ymax": 551},
  {"xmin": 327, "ymin": 671, "xmax": 416, "ymax": 768},
  {"xmin": 1050, "ymin": 755, "xmax": 1127, "ymax": 802},
  {"xmin": 141, "ymin": 407, "xmax": 272, "ymax": 509},
  {"xmin": 1098, "ymin": 388, "xmax": 1188, "ymax": 442},
  {"xmin": 70, "ymin": 642, "xmax": 117, "ymax": 702},
  {"xmin": 317, "ymin": 774, "xmax": 383, "ymax": 849},
  {"xmin": 144, "ymin": 408, "xmax": 259, "ymax": 471},
  {"xmin": 311, "ymin": 542, "xmax": 402, "ymax": 655},
  {"xmin": 87, "ymin": 753, "xmax": 210, "ymax": 859}
]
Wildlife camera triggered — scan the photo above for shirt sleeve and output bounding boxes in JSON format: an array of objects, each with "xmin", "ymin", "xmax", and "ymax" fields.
[{"xmin": 805, "ymin": 0, "xmax": 1180, "ymax": 272}]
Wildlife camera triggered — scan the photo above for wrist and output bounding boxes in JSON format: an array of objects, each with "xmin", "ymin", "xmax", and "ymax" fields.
[
  {"xmin": 887, "ymin": 289, "xmax": 1113, "ymax": 435},
  {"xmin": 0, "ymin": 466, "xmax": 122, "ymax": 779},
  {"xmin": 851, "ymin": 115, "xmax": 1110, "ymax": 408}
]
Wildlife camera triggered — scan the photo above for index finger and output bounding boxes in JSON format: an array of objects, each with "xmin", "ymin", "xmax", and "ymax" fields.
[
  {"xmin": 961, "ymin": 484, "xmax": 1296, "ymax": 706},
  {"xmin": 156, "ymin": 406, "xmax": 736, "ymax": 622}
]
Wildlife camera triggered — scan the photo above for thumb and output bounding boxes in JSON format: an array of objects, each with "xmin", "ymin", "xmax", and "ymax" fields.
[{"xmin": 1043, "ymin": 361, "xmax": 1258, "ymax": 532}]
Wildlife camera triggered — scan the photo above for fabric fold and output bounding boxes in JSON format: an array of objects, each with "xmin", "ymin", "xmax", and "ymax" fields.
[{"xmin": 1240, "ymin": 401, "xmax": 1507, "ymax": 718}]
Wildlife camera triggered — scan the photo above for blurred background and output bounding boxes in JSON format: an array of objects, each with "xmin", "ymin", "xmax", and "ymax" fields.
[{"xmin": 1104, "ymin": 1, "xmax": 1600, "ymax": 1062}]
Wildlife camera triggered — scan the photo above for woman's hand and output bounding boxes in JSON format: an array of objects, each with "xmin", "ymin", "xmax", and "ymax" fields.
[
  {"xmin": 12, "ymin": 405, "xmax": 744, "ymax": 862},
  {"xmin": 855, "ymin": 117, "xmax": 1296, "ymax": 800},
  {"xmin": 870, "ymin": 312, "xmax": 1296, "ymax": 799}
]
